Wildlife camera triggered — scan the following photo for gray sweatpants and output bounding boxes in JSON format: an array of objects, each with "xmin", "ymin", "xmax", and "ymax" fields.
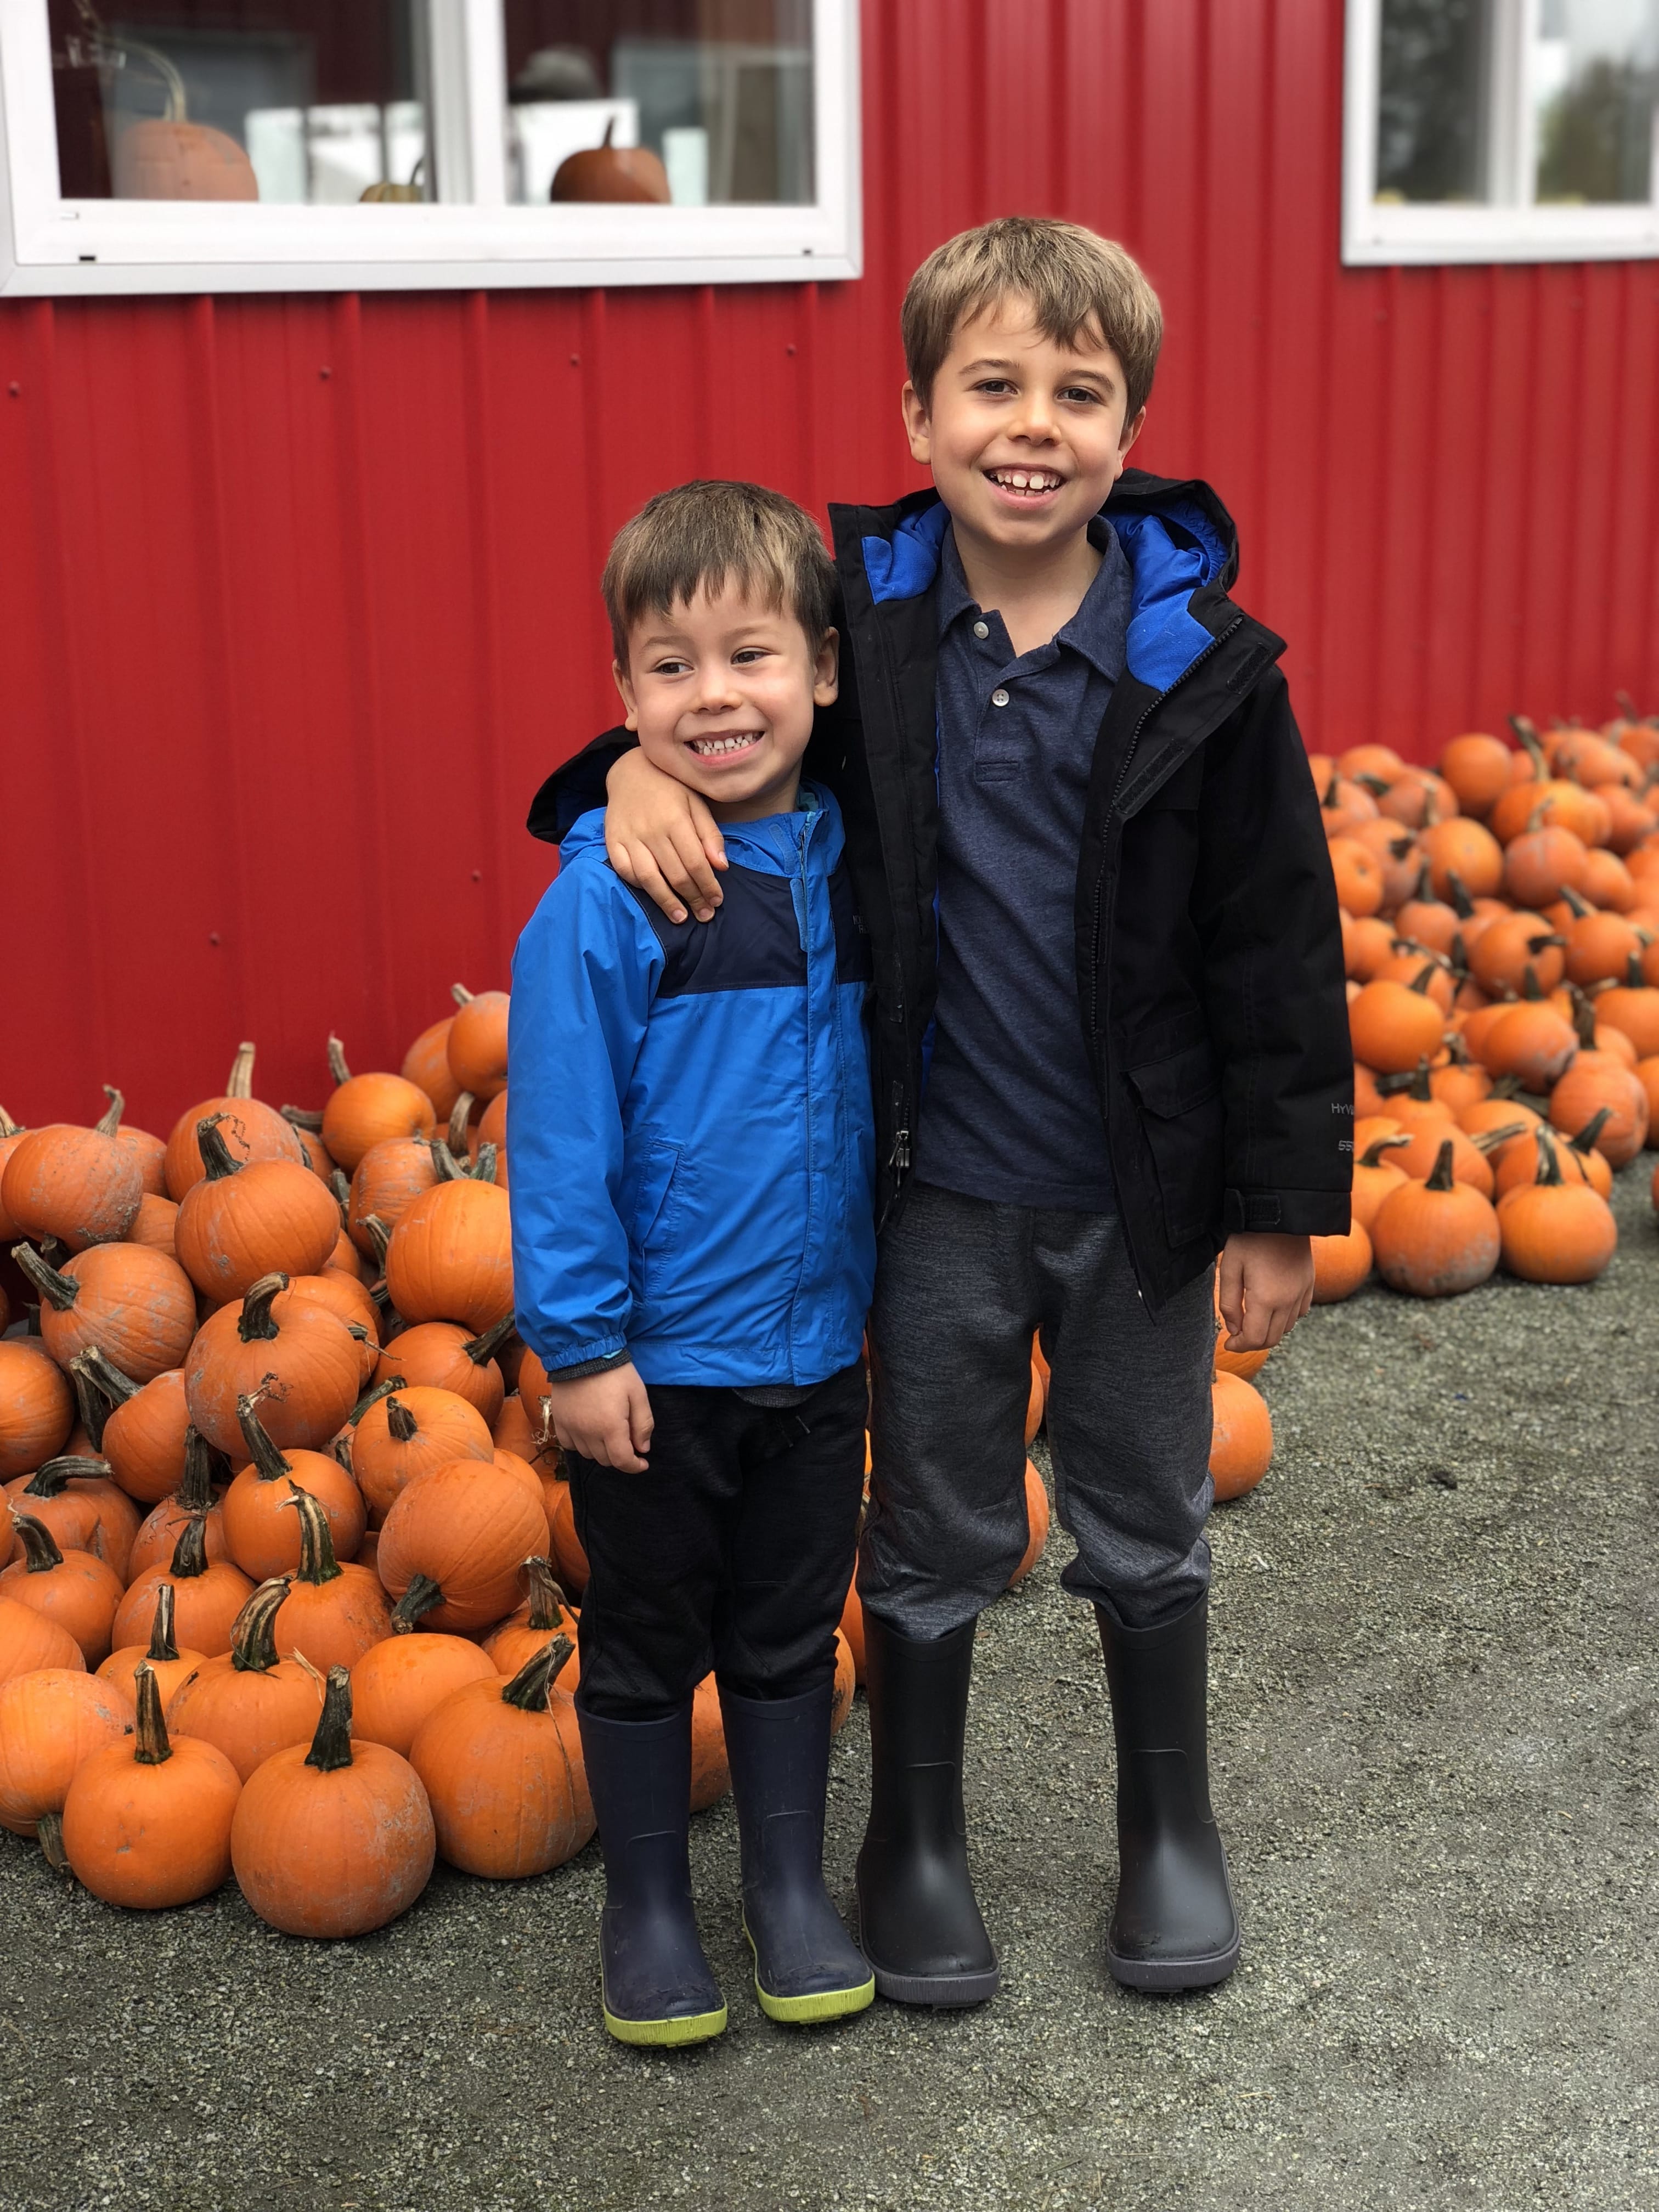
[{"xmin": 859, "ymin": 1183, "xmax": 1217, "ymax": 1639}]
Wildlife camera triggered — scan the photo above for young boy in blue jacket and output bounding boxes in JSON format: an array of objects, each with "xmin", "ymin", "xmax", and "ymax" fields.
[
  {"xmin": 507, "ymin": 481, "xmax": 878, "ymax": 2047},
  {"xmin": 534, "ymin": 221, "xmax": 1352, "ymax": 2011}
]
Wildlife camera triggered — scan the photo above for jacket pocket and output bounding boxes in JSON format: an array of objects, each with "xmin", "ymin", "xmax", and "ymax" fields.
[
  {"xmin": 631, "ymin": 1139, "xmax": 682, "ymax": 1263},
  {"xmin": 1126, "ymin": 1041, "xmax": 1223, "ymax": 1248}
]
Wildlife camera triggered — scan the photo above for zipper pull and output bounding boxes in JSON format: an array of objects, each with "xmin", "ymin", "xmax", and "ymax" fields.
[{"xmin": 888, "ymin": 1127, "xmax": 910, "ymax": 1172}]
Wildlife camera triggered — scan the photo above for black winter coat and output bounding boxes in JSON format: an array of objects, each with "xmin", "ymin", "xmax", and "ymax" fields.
[{"xmin": 530, "ymin": 468, "xmax": 1353, "ymax": 1312}]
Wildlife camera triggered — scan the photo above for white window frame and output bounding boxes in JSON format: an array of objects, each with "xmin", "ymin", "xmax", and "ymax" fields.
[
  {"xmin": 0, "ymin": 0, "xmax": 860, "ymax": 295},
  {"xmin": 1344, "ymin": 0, "xmax": 1659, "ymax": 263}
]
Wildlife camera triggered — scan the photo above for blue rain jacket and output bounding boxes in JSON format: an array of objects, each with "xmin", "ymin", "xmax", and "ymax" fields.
[{"xmin": 506, "ymin": 785, "xmax": 877, "ymax": 1389}]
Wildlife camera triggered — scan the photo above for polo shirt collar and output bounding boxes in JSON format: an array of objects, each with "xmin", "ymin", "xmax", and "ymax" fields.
[{"xmin": 936, "ymin": 515, "xmax": 1130, "ymax": 680}]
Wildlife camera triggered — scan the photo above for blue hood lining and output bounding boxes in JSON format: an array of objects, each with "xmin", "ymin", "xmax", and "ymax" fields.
[{"xmin": 861, "ymin": 495, "xmax": 1229, "ymax": 696}]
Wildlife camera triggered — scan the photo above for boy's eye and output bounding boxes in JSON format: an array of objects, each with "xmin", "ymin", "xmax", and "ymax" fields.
[
  {"xmin": 1059, "ymin": 386, "xmax": 1103, "ymax": 405},
  {"xmin": 973, "ymin": 379, "xmax": 1016, "ymax": 396},
  {"xmin": 648, "ymin": 656, "xmax": 690, "ymax": 675},
  {"xmin": 732, "ymin": 647, "xmax": 770, "ymax": 665}
]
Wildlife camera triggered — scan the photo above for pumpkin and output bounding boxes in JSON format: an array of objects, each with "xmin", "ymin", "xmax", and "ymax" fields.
[
  {"xmin": 1209, "ymin": 1372, "xmax": 1273, "ymax": 1502},
  {"xmin": 400, "ymin": 1017, "xmax": 464, "ymax": 1124},
  {"xmin": 1006, "ymin": 1459, "xmax": 1051, "ymax": 1588},
  {"xmin": 114, "ymin": 1513, "xmax": 253, "ymax": 1660},
  {"xmin": 409, "ymin": 1636, "xmax": 591, "ymax": 1878},
  {"xmin": 95, "ymin": 1581, "xmax": 207, "ymax": 1710},
  {"xmin": 1389, "ymin": 1113, "xmax": 1519, "ymax": 1199},
  {"xmin": 1633, "ymin": 1054, "xmax": 1659, "ymax": 1141},
  {"xmin": 0, "ymin": 1511, "xmax": 125, "ymax": 1664},
  {"xmin": 164, "ymin": 1047, "xmax": 305, "ymax": 1201},
  {"xmin": 185, "ymin": 1272, "xmax": 363, "ymax": 1457},
  {"xmin": 350, "ymin": 1627, "xmax": 498, "ymax": 1760},
  {"xmin": 127, "ymin": 1425, "xmax": 229, "ymax": 1578},
  {"xmin": 166, "ymin": 1578, "xmax": 324, "ymax": 1784},
  {"xmin": 5, "ymin": 1455, "xmax": 139, "ymax": 1582},
  {"xmin": 1502, "ymin": 824, "xmax": 1589, "ymax": 910},
  {"xmin": 1348, "ymin": 974, "xmax": 1446, "ymax": 1075},
  {"xmin": 369, "ymin": 1314, "xmax": 515, "ymax": 1426},
  {"xmin": 0, "ymin": 1107, "xmax": 30, "ymax": 1241},
  {"xmin": 1560, "ymin": 901, "xmax": 1646, "ymax": 990},
  {"xmin": 690, "ymin": 1672, "xmax": 730, "ymax": 1810},
  {"xmin": 321, "ymin": 1036, "xmax": 437, "ymax": 1173},
  {"xmin": 174, "ymin": 1115, "xmax": 342, "ymax": 1301},
  {"xmin": 1495, "ymin": 1111, "xmax": 1615, "ymax": 1200},
  {"xmin": 276, "ymin": 1107, "xmax": 338, "ymax": 1186},
  {"xmin": 1024, "ymin": 1361, "xmax": 1045, "ymax": 1446},
  {"xmin": 1311, "ymin": 1221, "xmax": 1373, "ymax": 1303},
  {"xmin": 230, "ymin": 1664, "xmax": 435, "ymax": 1938},
  {"xmin": 1351, "ymin": 1133, "xmax": 1413, "ymax": 1231},
  {"xmin": 222, "ymin": 1390, "xmax": 366, "ymax": 1579},
  {"xmin": 1342, "ymin": 911, "xmax": 1397, "ymax": 981},
  {"xmin": 1580, "ymin": 848, "xmax": 1637, "ymax": 912},
  {"xmin": 69, "ymin": 1352, "xmax": 184, "ymax": 1505},
  {"xmin": 125, "ymin": 1193, "xmax": 179, "ymax": 1259},
  {"xmin": 1548, "ymin": 1060, "xmax": 1648, "ymax": 1166},
  {"xmin": 283, "ymin": 1271, "xmax": 380, "ymax": 1384},
  {"xmin": 549, "ymin": 116, "xmax": 669, "ymax": 204},
  {"xmin": 272, "ymin": 1486, "xmax": 392, "ymax": 1672},
  {"xmin": 838, "ymin": 1576, "xmax": 866, "ymax": 1685},
  {"xmin": 0, "ymin": 1094, "xmax": 143, "ymax": 1251},
  {"xmin": 0, "ymin": 1339, "xmax": 74, "ymax": 1481},
  {"xmin": 1376, "ymin": 768, "xmax": 1457, "ymax": 829},
  {"xmin": 1321, "ymin": 773, "xmax": 1381, "ymax": 837},
  {"xmin": 543, "ymin": 1463, "xmax": 588, "ymax": 1596},
  {"xmin": 0, "ymin": 1666, "xmax": 136, "ymax": 1867},
  {"xmin": 347, "ymin": 1136, "xmax": 442, "ymax": 1257},
  {"xmin": 1326, "ymin": 837, "xmax": 1384, "ymax": 918},
  {"xmin": 445, "ymin": 985, "xmax": 511, "ymax": 1101},
  {"xmin": 12, "ymin": 1240, "xmax": 195, "ymax": 1384},
  {"xmin": 1497, "ymin": 1127, "xmax": 1618, "ymax": 1284},
  {"xmin": 0, "ymin": 1591, "xmax": 85, "ymax": 1686},
  {"xmin": 1598, "ymin": 783, "xmax": 1657, "ymax": 854},
  {"xmin": 1468, "ymin": 914, "xmax": 1566, "ymax": 999},
  {"xmin": 377, "ymin": 1458, "xmax": 548, "ymax": 1635},
  {"xmin": 1418, "ymin": 817, "xmax": 1504, "ymax": 901},
  {"xmin": 1370, "ymin": 1139, "xmax": 1501, "ymax": 1297},
  {"xmin": 62, "ymin": 1659, "xmax": 241, "ymax": 1908},
  {"xmin": 385, "ymin": 1177, "xmax": 513, "ymax": 1331},
  {"xmin": 492, "ymin": 1389, "xmax": 560, "ymax": 1475},
  {"xmin": 1594, "ymin": 957, "xmax": 1659, "ymax": 1058},
  {"xmin": 1438, "ymin": 733, "xmax": 1515, "ymax": 818},
  {"xmin": 1338, "ymin": 742, "xmax": 1405, "ymax": 783},
  {"xmin": 1370, "ymin": 949, "xmax": 1457, "ymax": 1013},
  {"xmin": 1475, "ymin": 1001, "xmax": 1578, "ymax": 1091},
  {"xmin": 482, "ymin": 1555, "xmax": 580, "ymax": 1682},
  {"xmin": 1490, "ymin": 776, "xmax": 1605, "ymax": 849},
  {"xmin": 351, "ymin": 1385, "xmax": 494, "ymax": 1522}
]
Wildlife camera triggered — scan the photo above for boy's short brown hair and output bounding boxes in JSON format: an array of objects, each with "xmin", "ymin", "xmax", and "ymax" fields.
[
  {"xmin": 901, "ymin": 217, "xmax": 1163, "ymax": 423},
  {"xmin": 602, "ymin": 479, "xmax": 837, "ymax": 667}
]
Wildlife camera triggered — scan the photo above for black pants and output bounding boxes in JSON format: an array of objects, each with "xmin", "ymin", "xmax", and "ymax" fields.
[{"xmin": 567, "ymin": 1361, "xmax": 868, "ymax": 1722}]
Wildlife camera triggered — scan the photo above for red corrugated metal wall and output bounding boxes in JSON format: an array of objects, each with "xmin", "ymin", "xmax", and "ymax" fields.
[{"xmin": 6, "ymin": 0, "xmax": 1659, "ymax": 1132}]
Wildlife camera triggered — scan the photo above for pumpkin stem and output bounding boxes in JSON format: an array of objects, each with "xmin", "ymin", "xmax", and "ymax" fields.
[
  {"xmin": 347, "ymin": 1374, "xmax": 404, "ymax": 1426},
  {"xmin": 304, "ymin": 1666, "xmax": 357, "ymax": 1773},
  {"xmin": 131, "ymin": 1661, "xmax": 174, "ymax": 1766},
  {"xmin": 473, "ymin": 1143, "xmax": 499, "ymax": 1186},
  {"xmin": 285, "ymin": 1483, "xmax": 344, "ymax": 1587},
  {"xmin": 236, "ymin": 1390, "xmax": 292, "ymax": 1484},
  {"xmin": 37, "ymin": 1235, "xmax": 69, "ymax": 1271},
  {"xmin": 1532, "ymin": 1125, "xmax": 1565, "ymax": 1187},
  {"xmin": 385, "ymin": 1394, "xmax": 419, "ymax": 1443},
  {"xmin": 326, "ymin": 1034, "xmax": 352, "ymax": 1086},
  {"xmin": 68, "ymin": 1360, "xmax": 111, "ymax": 1452},
  {"xmin": 10, "ymin": 1243, "xmax": 79, "ymax": 1312},
  {"xmin": 1617, "ymin": 688, "xmax": 1639, "ymax": 719},
  {"xmin": 0, "ymin": 1107, "xmax": 19, "ymax": 1139},
  {"xmin": 390, "ymin": 1573, "xmax": 443, "ymax": 1632},
  {"xmin": 37, "ymin": 1810, "xmax": 67, "ymax": 1873},
  {"xmin": 225, "ymin": 1043, "xmax": 257, "ymax": 1100},
  {"xmin": 1560, "ymin": 884, "xmax": 1592, "ymax": 919},
  {"xmin": 178, "ymin": 1425, "xmax": 225, "ymax": 1513},
  {"xmin": 330, "ymin": 1169, "xmax": 352, "ymax": 1219},
  {"xmin": 168, "ymin": 1513, "xmax": 211, "ymax": 1582},
  {"xmin": 1408, "ymin": 962, "xmax": 1442, "ymax": 997},
  {"xmin": 70, "ymin": 1346, "xmax": 139, "ymax": 1409},
  {"xmin": 1508, "ymin": 714, "xmax": 1547, "ymax": 775},
  {"xmin": 9, "ymin": 1511, "xmax": 65, "ymax": 1572},
  {"xmin": 145, "ymin": 1582, "xmax": 180, "ymax": 1664},
  {"xmin": 280, "ymin": 1105, "xmax": 326, "ymax": 1132},
  {"xmin": 1520, "ymin": 964, "xmax": 1545, "ymax": 1002},
  {"xmin": 448, "ymin": 1093, "xmax": 475, "ymax": 1154},
  {"xmin": 521, "ymin": 1555, "xmax": 567, "ymax": 1632},
  {"xmin": 1570, "ymin": 1107, "xmax": 1612, "ymax": 1156},
  {"xmin": 362, "ymin": 1214, "xmax": 391, "ymax": 1267},
  {"xmin": 1571, "ymin": 991, "xmax": 1599, "ymax": 1051},
  {"xmin": 1359, "ymin": 1134, "xmax": 1413, "ymax": 1166},
  {"xmin": 451, "ymin": 982, "xmax": 475, "ymax": 1007},
  {"xmin": 1626, "ymin": 950, "xmax": 1645, "ymax": 989},
  {"xmin": 428, "ymin": 1140, "xmax": 466, "ymax": 1184},
  {"xmin": 1469, "ymin": 1121, "xmax": 1527, "ymax": 1155},
  {"xmin": 94, "ymin": 1085, "xmax": 125, "ymax": 1138},
  {"xmin": 463, "ymin": 1314, "xmax": 516, "ymax": 1367},
  {"xmin": 500, "ymin": 1635, "xmax": 574, "ymax": 1712},
  {"xmin": 229, "ymin": 1578, "xmax": 291, "ymax": 1673},
  {"xmin": 1425, "ymin": 1138, "xmax": 1458, "ymax": 1193},
  {"xmin": 238, "ymin": 1274, "xmax": 290, "ymax": 1344},
  {"xmin": 22, "ymin": 1454, "xmax": 114, "ymax": 1499},
  {"xmin": 196, "ymin": 1112, "xmax": 244, "ymax": 1183},
  {"xmin": 1445, "ymin": 870, "xmax": 1475, "ymax": 919}
]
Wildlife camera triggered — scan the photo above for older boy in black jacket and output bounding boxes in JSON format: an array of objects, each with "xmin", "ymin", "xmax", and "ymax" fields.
[{"xmin": 533, "ymin": 219, "xmax": 1351, "ymax": 2007}]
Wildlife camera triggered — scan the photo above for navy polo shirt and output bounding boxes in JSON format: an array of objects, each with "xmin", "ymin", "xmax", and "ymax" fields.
[{"xmin": 912, "ymin": 517, "xmax": 1131, "ymax": 1212}]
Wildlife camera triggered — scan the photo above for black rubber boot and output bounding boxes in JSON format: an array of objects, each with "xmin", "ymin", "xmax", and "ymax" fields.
[
  {"xmin": 719, "ymin": 1682, "xmax": 876, "ymax": 2025},
  {"xmin": 854, "ymin": 1614, "xmax": 1000, "ymax": 2006},
  {"xmin": 577, "ymin": 1704, "xmax": 727, "ymax": 2047},
  {"xmin": 1096, "ymin": 1593, "xmax": 1240, "ymax": 1991}
]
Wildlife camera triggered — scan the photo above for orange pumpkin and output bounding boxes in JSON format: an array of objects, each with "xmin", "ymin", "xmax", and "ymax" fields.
[
  {"xmin": 321, "ymin": 1036, "xmax": 438, "ymax": 1172},
  {"xmin": 1548, "ymin": 1060, "xmax": 1648, "ymax": 1167},
  {"xmin": 1006, "ymin": 1459, "xmax": 1050, "ymax": 1588},
  {"xmin": 0, "ymin": 1591, "xmax": 86, "ymax": 1686},
  {"xmin": 350, "ymin": 1385, "xmax": 494, "ymax": 1522},
  {"xmin": 1327, "ymin": 836, "xmax": 1385, "ymax": 918},
  {"xmin": 1475, "ymin": 1001, "xmax": 1578, "ymax": 1091},
  {"xmin": 445, "ymin": 986, "xmax": 511, "ymax": 1101},
  {"xmin": 369, "ymin": 1314, "xmax": 514, "ymax": 1426},
  {"xmin": 347, "ymin": 1136, "xmax": 442, "ymax": 1257},
  {"xmin": 163, "ymin": 1047, "xmax": 306, "ymax": 1201},
  {"xmin": 0, "ymin": 1339, "xmax": 74, "ymax": 1481},
  {"xmin": 127, "ymin": 1426, "xmax": 229, "ymax": 1580},
  {"xmin": 113, "ymin": 1514, "xmax": 255, "ymax": 1660},
  {"xmin": 1370, "ymin": 1139, "xmax": 1500, "ymax": 1297},
  {"xmin": 63, "ymin": 1660, "xmax": 241, "ymax": 1908},
  {"xmin": 166, "ymin": 1577, "xmax": 324, "ymax": 1783},
  {"xmin": 1467, "ymin": 913, "xmax": 1565, "ymax": 998},
  {"xmin": 272, "ymin": 1486, "xmax": 392, "ymax": 1672},
  {"xmin": 408, "ymin": 1637, "xmax": 594, "ymax": 1878},
  {"xmin": 12, "ymin": 1240, "xmax": 195, "ymax": 1385},
  {"xmin": 1494, "ymin": 1114, "xmax": 1615, "ymax": 1200},
  {"xmin": 1, "ymin": 1101, "xmax": 143, "ymax": 1252},
  {"xmin": 1351, "ymin": 1133, "xmax": 1412, "ymax": 1231},
  {"xmin": 482, "ymin": 1555, "xmax": 580, "ymax": 1682},
  {"xmin": 78, "ymin": 1354, "xmax": 190, "ymax": 1505},
  {"xmin": 0, "ymin": 1665, "xmax": 136, "ymax": 1866},
  {"xmin": 1502, "ymin": 825, "xmax": 1589, "ymax": 910},
  {"xmin": 1418, "ymin": 817, "xmax": 1504, "ymax": 901},
  {"xmin": 0, "ymin": 1513, "xmax": 124, "ymax": 1664},
  {"xmin": 384, "ymin": 1177, "xmax": 514, "ymax": 1332},
  {"xmin": 400, "ymin": 1017, "xmax": 464, "ymax": 1123},
  {"xmin": 690, "ymin": 1672, "xmax": 730, "ymax": 1812},
  {"xmin": 174, "ymin": 1115, "xmax": 342, "ymax": 1301},
  {"xmin": 222, "ymin": 1391, "xmax": 366, "ymax": 1579},
  {"xmin": 376, "ymin": 1458, "xmax": 548, "ymax": 1634},
  {"xmin": 1348, "ymin": 974, "xmax": 1446, "ymax": 1075},
  {"xmin": 1209, "ymin": 1372, "xmax": 1273, "ymax": 1502},
  {"xmin": 95, "ymin": 1582, "xmax": 208, "ymax": 1711},
  {"xmin": 1311, "ymin": 1221, "xmax": 1373, "ymax": 1303},
  {"xmin": 350, "ymin": 1626, "xmax": 498, "ymax": 1759},
  {"xmin": 1437, "ymin": 733, "xmax": 1514, "ymax": 818},
  {"xmin": 1594, "ymin": 957, "xmax": 1659, "ymax": 1058},
  {"xmin": 1497, "ymin": 1127, "xmax": 1617, "ymax": 1284},
  {"xmin": 185, "ymin": 1271, "xmax": 363, "ymax": 1457},
  {"xmin": 5, "ymin": 1454, "xmax": 139, "ymax": 1582}
]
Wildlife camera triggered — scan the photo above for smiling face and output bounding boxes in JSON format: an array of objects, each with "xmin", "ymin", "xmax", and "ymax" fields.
[
  {"xmin": 901, "ymin": 296, "xmax": 1145, "ymax": 568},
  {"xmin": 614, "ymin": 583, "xmax": 839, "ymax": 823}
]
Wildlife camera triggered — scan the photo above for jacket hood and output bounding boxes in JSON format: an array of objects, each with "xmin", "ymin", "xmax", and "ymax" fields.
[
  {"xmin": 556, "ymin": 780, "xmax": 843, "ymax": 874},
  {"xmin": 854, "ymin": 469, "xmax": 1242, "ymax": 696}
]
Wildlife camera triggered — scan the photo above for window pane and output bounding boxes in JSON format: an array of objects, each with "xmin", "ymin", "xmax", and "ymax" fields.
[
  {"xmin": 1534, "ymin": 0, "xmax": 1659, "ymax": 204},
  {"xmin": 1376, "ymin": 0, "xmax": 1493, "ymax": 204},
  {"xmin": 48, "ymin": 2, "xmax": 434, "ymax": 201},
  {"xmin": 503, "ymin": 2, "xmax": 813, "ymax": 205}
]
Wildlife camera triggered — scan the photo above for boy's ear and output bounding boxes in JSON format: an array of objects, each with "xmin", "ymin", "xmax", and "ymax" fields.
[
  {"xmin": 900, "ymin": 379, "xmax": 932, "ymax": 467},
  {"xmin": 813, "ymin": 626, "xmax": 840, "ymax": 708},
  {"xmin": 1119, "ymin": 404, "xmax": 1147, "ymax": 459},
  {"xmin": 611, "ymin": 657, "xmax": 639, "ymax": 731}
]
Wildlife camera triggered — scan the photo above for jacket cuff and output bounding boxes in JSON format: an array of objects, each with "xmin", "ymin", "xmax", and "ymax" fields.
[
  {"xmin": 534, "ymin": 1333, "xmax": 631, "ymax": 1381},
  {"xmin": 1223, "ymin": 1187, "xmax": 1353, "ymax": 1236}
]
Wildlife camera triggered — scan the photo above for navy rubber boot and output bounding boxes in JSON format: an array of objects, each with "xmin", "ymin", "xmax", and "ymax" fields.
[
  {"xmin": 719, "ymin": 1681, "xmax": 876, "ymax": 2025},
  {"xmin": 577, "ymin": 1704, "xmax": 727, "ymax": 2047},
  {"xmin": 854, "ymin": 1615, "xmax": 1000, "ymax": 2006},
  {"xmin": 1096, "ymin": 1593, "xmax": 1240, "ymax": 1991}
]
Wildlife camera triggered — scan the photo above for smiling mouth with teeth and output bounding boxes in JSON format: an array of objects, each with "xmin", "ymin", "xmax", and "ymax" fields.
[
  {"xmin": 687, "ymin": 730, "xmax": 764, "ymax": 757},
  {"xmin": 988, "ymin": 468, "xmax": 1064, "ymax": 496}
]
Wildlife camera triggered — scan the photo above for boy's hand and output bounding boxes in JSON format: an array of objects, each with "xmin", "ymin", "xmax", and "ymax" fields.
[
  {"xmin": 605, "ymin": 749, "xmax": 728, "ymax": 924},
  {"xmin": 1217, "ymin": 1232, "xmax": 1314, "ymax": 1353},
  {"xmin": 544, "ymin": 1362, "xmax": 654, "ymax": 1473}
]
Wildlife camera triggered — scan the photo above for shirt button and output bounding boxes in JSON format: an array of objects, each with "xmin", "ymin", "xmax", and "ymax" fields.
[
  {"xmin": 990, "ymin": 687, "xmax": 1009, "ymax": 707},
  {"xmin": 973, "ymin": 619, "xmax": 990, "ymax": 639}
]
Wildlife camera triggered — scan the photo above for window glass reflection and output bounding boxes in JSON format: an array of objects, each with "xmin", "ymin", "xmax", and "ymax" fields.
[
  {"xmin": 1533, "ymin": 0, "xmax": 1659, "ymax": 204},
  {"xmin": 1376, "ymin": 0, "xmax": 1493, "ymax": 204}
]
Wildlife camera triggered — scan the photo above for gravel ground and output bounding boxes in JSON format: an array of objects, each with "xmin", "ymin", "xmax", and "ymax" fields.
[{"xmin": 3, "ymin": 1171, "xmax": 1657, "ymax": 2212}]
